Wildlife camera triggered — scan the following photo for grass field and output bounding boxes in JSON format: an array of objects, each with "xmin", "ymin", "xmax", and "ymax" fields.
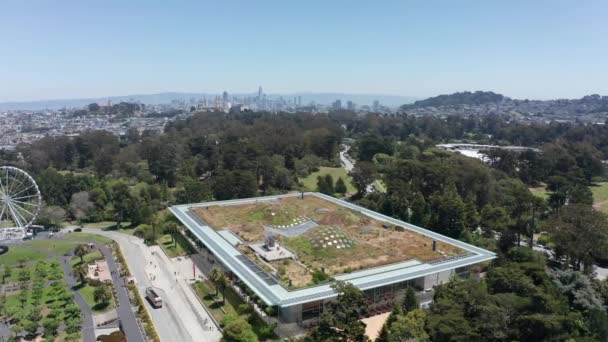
[
  {"xmin": 299, "ymin": 167, "xmax": 356, "ymax": 194},
  {"xmin": 78, "ymin": 283, "xmax": 116, "ymax": 313},
  {"xmin": 529, "ymin": 185, "xmax": 549, "ymax": 200},
  {"xmin": 0, "ymin": 246, "xmax": 47, "ymax": 267},
  {"xmin": 591, "ymin": 182, "xmax": 608, "ymax": 213},
  {"xmin": 68, "ymin": 232, "xmax": 114, "ymax": 244},
  {"xmin": 529, "ymin": 182, "xmax": 608, "ymax": 213},
  {"xmin": 70, "ymin": 249, "xmax": 103, "ymax": 267},
  {"xmin": 22, "ymin": 239, "xmax": 81, "ymax": 256},
  {"xmin": 157, "ymin": 233, "xmax": 196, "ymax": 258},
  {"xmin": 83, "ymin": 221, "xmax": 136, "ymax": 235}
]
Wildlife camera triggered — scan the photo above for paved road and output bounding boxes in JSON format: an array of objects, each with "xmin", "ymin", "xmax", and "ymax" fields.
[
  {"xmin": 95, "ymin": 242, "xmax": 145, "ymax": 342},
  {"xmin": 340, "ymin": 145, "xmax": 375, "ymax": 194},
  {"xmin": 73, "ymin": 228, "xmax": 222, "ymax": 342}
]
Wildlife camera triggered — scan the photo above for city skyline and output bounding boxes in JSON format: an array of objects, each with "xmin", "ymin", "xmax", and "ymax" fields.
[{"xmin": 1, "ymin": 1, "xmax": 608, "ymax": 102}]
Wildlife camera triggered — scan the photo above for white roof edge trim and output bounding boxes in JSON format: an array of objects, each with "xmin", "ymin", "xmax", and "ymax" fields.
[{"xmin": 170, "ymin": 192, "xmax": 497, "ymax": 308}]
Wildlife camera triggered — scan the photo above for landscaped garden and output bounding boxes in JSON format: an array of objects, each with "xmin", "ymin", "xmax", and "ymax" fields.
[
  {"xmin": 157, "ymin": 232, "xmax": 196, "ymax": 258},
  {"xmin": 77, "ymin": 283, "xmax": 116, "ymax": 313},
  {"xmin": 0, "ymin": 260, "xmax": 82, "ymax": 341},
  {"xmin": 192, "ymin": 277, "xmax": 277, "ymax": 341}
]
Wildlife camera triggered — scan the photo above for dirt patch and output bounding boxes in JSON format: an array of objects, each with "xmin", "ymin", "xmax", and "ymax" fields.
[{"xmin": 271, "ymin": 259, "xmax": 312, "ymax": 288}]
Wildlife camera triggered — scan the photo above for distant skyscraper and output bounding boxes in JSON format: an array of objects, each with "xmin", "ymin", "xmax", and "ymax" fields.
[
  {"xmin": 332, "ymin": 99, "xmax": 342, "ymax": 110},
  {"xmin": 298, "ymin": 96, "xmax": 301, "ymax": 107},
  {"xmin": 373, "ymin": 100, "xmax": 380, "ymax": 112},
  {"xmin": 346, "ymin": 100, "xmax": 356, "ymax": 111},
  {"xmin": 222, "ymin": 91, "xmax": 229, "ymax": 103},
  {"xmin": 258, "ymin": 86, "xmax": 263, "ymax": 99}
]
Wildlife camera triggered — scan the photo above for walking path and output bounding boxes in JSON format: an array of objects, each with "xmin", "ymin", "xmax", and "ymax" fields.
[{"xmin": 68, "ymin": 228, "xmax": 222, "ymax": 342}]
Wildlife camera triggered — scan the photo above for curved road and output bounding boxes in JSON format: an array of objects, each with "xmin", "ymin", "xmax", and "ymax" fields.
[{"xmin": 66, "ymin": 228, "xmax": 222, "ymax": 342}]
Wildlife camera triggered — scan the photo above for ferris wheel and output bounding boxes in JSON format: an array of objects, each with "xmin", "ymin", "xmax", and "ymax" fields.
[{"xmin": 0, "ymin": 166, "xmax": 42, "ymax": 239}]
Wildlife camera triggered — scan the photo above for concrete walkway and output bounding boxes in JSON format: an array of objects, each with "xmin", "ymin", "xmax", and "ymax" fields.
[{"xmin": 70, "ymin": 228, "xmax": 222, "ymax": 342}]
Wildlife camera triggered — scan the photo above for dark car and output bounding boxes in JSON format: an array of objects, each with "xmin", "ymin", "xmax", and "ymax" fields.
[{"xmin": 74, "ymin": 227, "xmax": 83, "ymax": 232}]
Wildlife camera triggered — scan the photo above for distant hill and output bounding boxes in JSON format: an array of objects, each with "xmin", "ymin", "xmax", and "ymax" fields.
[
  {"xmin": 0, "ymin": 92, "xmax": 418, "ymax": 110},
  {"xmin": 402, "ymin": 91, "xmax": 506, "ymax": 109}
]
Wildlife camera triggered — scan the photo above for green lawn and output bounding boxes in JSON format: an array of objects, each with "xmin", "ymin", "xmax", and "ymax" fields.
[
  {"xmin": 68, "ymin": 232, "xmax": 113, "ymax": 244},
  {"xmin": 0, "ymin": 246, "xmax": 47, "ymax": 267},
  {"xmin": 157, "ymin": 233, "xmax": 196, "ymax": 258},
  {"xmin": 22, "ymin": 239, "xmax": 81, "ymax": 256},
  {"xmin": 78, "ymin": 283, "xmax": 116, "ymax": 313},
  {"xmin": 70, "ymin": 249, "xmax": 103, "ymax": 267},
  {"xmin": 192, "ymin": 280, "xmax": 238, "ymax": 322},
  {"xmin": 591, "ymin": 182, "xmax": 608, "ymax": 213},
  {"xmin": 192, "ymin": 281, "xmax": 277, "ymax": 340},
  {"xmin": 83, "ymin": 221, "xmax": 135, "ymax": 235},
  {"xmin": 373, "ymin": 179, "xmax": 387, "ymax": 193},
  {"xmin": 299, "ymin": 167, "xmax": 356, "ymax": 194}
]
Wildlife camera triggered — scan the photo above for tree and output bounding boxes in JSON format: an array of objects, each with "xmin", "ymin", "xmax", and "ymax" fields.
[
  {"xmin": 18, "ymin": 288, "xmax": 29, "ymax": 308},
  {"xmin": 73, "ymin": 264, "xmax": 88, "ymax": 284},
  {"xmin": 2, "ymin": 265, "xmax": 11, "ymax": 284},
  {"xmin": 164, "ymin": 222, "xmax": 179, "ymax": 246},
  {"xmin": 74, "ymin": 244, "xmax": 89, "ymax": 264},
  {"xmin": 209, "ymin": 267, "xmax": 222, "ymax": 297},
  {"xmin": 110, "ymin": 181, "xmax": 131, "ymax": 229},
  {"xmin": 69, "ymin": 191, "xmax": 95, "ymax": 222},
  {"xmin": 428, "ymin": 184, "xmax": 466, "ymax": 238},
  {"xmin": 402, "ymin": 286, "xmax": 418, "ymax": 312},
  {"xmin": 316, "ymin": 176, "xmax": 333, "ymax": 195},
  {"xmin": 349, "ymin": 161, "xmax": 376, "ymax": 197},
  {"xmin": 22, "ymin": 319, "xmax": 39, "ymax": 337},
  {"xmin": 545, "ymin": 204, "xmax": 608, "ymax": 272},
  {"xmin": 37, "ymin": 205, "xmax": 66, "ymax": 229},
  {"xmin": 42, "ymin": 317, "xmax": 60, "ymax": 337},
  {"xmin": 88, "ymin": 103, "xmax": 100, "ymax": 112},
  {"xmin": 307, "ymin": 281, "xmax": 369, "ymax": 342},
  {"xmin": 387, "ymin": 309, "xmax": 429, "ymax": 342},
  {"xmin": 550, "ymin": 270, "xmax": 605, "ymax": 312},
  {"xmin": 222, "ymin": 312, "xmax": 258, "ymax": 342},
  {"xmin": 94, "ymin": 283, "xmax": 113, "ymax": 306},
  {"xmin": 17, "ymin": 268, "xmax": 30, "ymax": 283},
  {"xmin": 335, "ymin": 177, "xmax": 347, "ymax": 195}
]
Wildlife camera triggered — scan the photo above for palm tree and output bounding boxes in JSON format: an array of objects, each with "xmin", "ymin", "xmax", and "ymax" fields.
[
  {"xmin": 94, "ymin": 283, "xmax": 113, "ymax": 306},
  {"xmin": 73, "ymin": 264, "xmax": 88, "ymax": 284},
  {"xmin": 216, "ymin": 273, "xmax": 228, "ymax": 305},
  {"xmin": 165, "ymin": 222, "xmax": 179, "ymax": 246},
  {"xmin": 209, "ymin": 267, "xmax": 222, "ymax": 298},
  {"xmin": 74, "ymin": 244, "xmax": 89, "ymax": 264}
]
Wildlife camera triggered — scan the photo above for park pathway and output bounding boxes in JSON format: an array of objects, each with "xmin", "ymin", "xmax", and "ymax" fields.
[{"xmin": 58, "ymin": 234, "xmax": 145, "ymax": 342}]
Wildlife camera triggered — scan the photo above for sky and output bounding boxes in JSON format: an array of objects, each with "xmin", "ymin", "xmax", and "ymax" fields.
[{"xmin": 1, "ymin": 0, "xmax": 607, "ymax": 102}]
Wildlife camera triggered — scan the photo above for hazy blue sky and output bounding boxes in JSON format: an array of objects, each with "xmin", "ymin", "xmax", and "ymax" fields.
[{"xmin": 1, "ymin": 0, "xmax": 607, "ymax": 102}]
